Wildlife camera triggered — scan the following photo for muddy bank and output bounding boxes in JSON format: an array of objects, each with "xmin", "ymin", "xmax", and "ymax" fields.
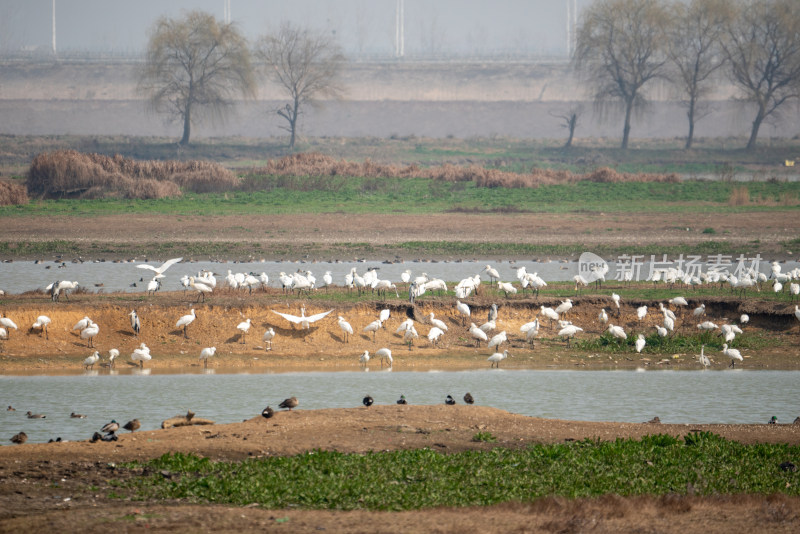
[{"xmin": 1, "ymin": 289, "xmax": 798, "ymax": 372}]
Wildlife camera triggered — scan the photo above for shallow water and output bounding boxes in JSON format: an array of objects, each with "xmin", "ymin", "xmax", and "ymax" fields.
[
  {"xmin": 2, "ymin": 368, "xmax": 797, "ymax": 444},
  {"xmin": 2, "ymin": 258, "xmax": 796, "ymax": 294}
]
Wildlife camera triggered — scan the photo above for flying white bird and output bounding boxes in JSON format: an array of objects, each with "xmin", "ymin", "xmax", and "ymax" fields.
[
  {"xmin": 272, "ymin": 307, "xmax": 333, "ymax": 330},
  {"xmin": 137, "ymin": 257, "xmax": 182, "ymax": 277}
]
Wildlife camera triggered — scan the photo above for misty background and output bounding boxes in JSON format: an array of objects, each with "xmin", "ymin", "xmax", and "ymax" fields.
[{"xmin": 0, "ymin": 0, "xmax": 589, "ymax": 58}]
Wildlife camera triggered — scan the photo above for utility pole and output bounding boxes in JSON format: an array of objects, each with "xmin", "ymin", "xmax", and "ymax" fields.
[
  {"xmin": 223, "ymin": 0, "xmax": 231, "ymax": 24},
  {"xmin": 395, "ymin": 0, "xmax": 404, "ymax": 57},
  {"xmin": 566, "ymin": 0, "xmax": 577, "ymax": 58}
]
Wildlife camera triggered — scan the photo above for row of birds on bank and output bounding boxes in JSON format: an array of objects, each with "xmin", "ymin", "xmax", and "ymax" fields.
[{"xmin": 8, "ymin": 415, "xmax": 140, "ymax": 445}]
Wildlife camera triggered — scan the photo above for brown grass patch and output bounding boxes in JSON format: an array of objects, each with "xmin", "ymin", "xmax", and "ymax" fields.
[
  {"xmin": 246, "ymin": 153, "xmax": 681, "ymax": 189},
  {"xmin": 0, "ymin": 180, "xmax": 29, "ymax": 205},
  {"xmin": 26, "ymin": 150, "xmax": 238, "ymax": 199}
]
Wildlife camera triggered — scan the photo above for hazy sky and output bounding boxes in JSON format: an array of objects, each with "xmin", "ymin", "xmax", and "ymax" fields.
[{"xmin": 0, "ymin": 0, "xmax": 592, "ymax": 57}]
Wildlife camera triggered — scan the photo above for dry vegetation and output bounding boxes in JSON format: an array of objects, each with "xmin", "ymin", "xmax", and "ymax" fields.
[
  {"xmin": 0, "ymin": 180, "xmax": 28, "ymax": 205},
  {"xmin": 25, "ymin": 150, "xmax": 239, "ymax": 199},
  {"xmin": 729, "ymin": 184, "xmax": 799, "ymax": 206},
  {"xmin": 248, "ymin": 152, "xmax": 681, "ymax": 188}
]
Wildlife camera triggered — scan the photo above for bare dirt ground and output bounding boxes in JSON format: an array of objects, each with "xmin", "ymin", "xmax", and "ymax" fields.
[
  {"xmin": 2, "ymin": 210, "xmax": 799, "ymax": 260},
  {"xmin": 1, "ymin": 212, "xmax": 800, "ymax": 532}
]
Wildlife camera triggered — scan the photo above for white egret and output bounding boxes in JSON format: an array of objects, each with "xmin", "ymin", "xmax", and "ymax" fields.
[
  {"xmin": 338, "ymin": 316, "xmax": 354, "ymax": 343},
  {"xmin": 795, "ymin": 305, "xmax": 800, "ymax": 323},
  {"xmin": 237, "ymin": 318, "xmax": 252, "ymax": 344},
  {"xmin": 49, "ymin": 280, "xmax": 79, "ymax": 302},
  {"xmin": 376, "ymin": 347, "xmax": 392, "ymax": 368},
  {"xmin": 740, "ymin": 314, "xmax": 750, "ymax": 325},
  {"xmin": 540, "ymin": 306, "xmax": 559, "ymax": 328},
  {"xmin": 523, "ymin": 319, "xmax": 540, "ymax": 347},
  {"xmin": 658, "ymin": 302, "xmax": 676, "ymax": 321},
  {"xmin": 598, "ymin": 308, "xmax": 609, "ymax": 324},
  {"xmin": 557, "ymin": 324, "xmax": 583, "ymax": 347},
  {"xmin": 456, "ymin": 300, "xmax": 471, "ymax": 324},
  {"xmin": 428, "ymin": 313, "xmax": 448, "ymax": 332},
  {"xmin": 80, "ymin": 320, "xmax": 99, "ymax": 348},
  {"xmin": 488, "ymin": 350, "xmax": 510, "ymax": 368},
  {"xmin": 427, "ymin": 326, "xmax": 445, "ymax": 346},
  {"xmin": 555, "ymin": 299, "xmax": 573, "ymax": 319},
  {"xmin": 379, "ymin": 308, "xmax": 390, "ymax": 323},
  {"xmin": 262, "ymin": 327, "xmax": 276, "ymax": 350},
  {"xmin": 199, "ymin": 347, "xmax": 217, "ymax": 368},
  {"xmin": 607, "ymin": 324, "xmax": 627, "ymax": 341},
  {"xmin": 403, "ymin": 324, "xmax": 419, "ymax": 349},
  {"xmin": 131, "ymin": 343, "xmax": 151, "ymax": 368},
  {"xmin": 469, "ymin": 322, "xmax": 488, "ymax": 347},
  {"xmin": 722, "ymin": 344, "xmax": 743, "ymax": 368},
  {"xmin": 697, "ymin": 321, "xmax": 718, "ymax": 331},
  {"xmin": 479, "ymin": 319, "xmax": 496, "ymax": 334},
  {"xmin": 693, "ymin": 303, "xmax": 706, "ymax": 317},
  {"xmin": 611, "ymin": 293, "xmax": 621, "ymax": 315},
  {"xmin": 635, "ymin": 334, "xmax": 646, "ymax": 353},
  {"xmin": 663, "ymin": 315, "xmax": 675, "ymax": 332},
  {"xmin": 791, "ymin": 283, "xmax": 800, "ymax": 301},
  {"xmin": 72, "ymin": 316, "xmax": 91, "ymax": 332},
  {"xmin": 108, "ymin": 348, "xmax": 119, "ymax": 368},
  {"xmin": 363, "ymin": 320, "xmax": 382, "ymax": 341},
  {"xmin": 395, "ymin": 318, "xmax": 414, "ymax": 334},
  {"xmin": 487, "ymin": 330, "xmax": 507, "ymax": 350},
  {"xmin": 698, "ymin": 345, "xmax": 710, "ymax": 368},
  {"xmin": 176, "ymin": 309, "xmax": 197, "ymax": 339},
  {"xmin": 359, "ymin": 350, "xmax": 370, "ymax": 367},
  {"xmin": 654, "ymin": 325, "xmax": 668, "ymax": 338},
  {"xmin": 83, "ymin": 351, "xmax": 100, "ymax": 370},
  {"xmin": 322, "ymin": 271, "xmax": 333, "ymax": 290},
  {"xmin": 146, "ymin": 277, "xmax": 160, "ymax": 295},
  {"xmin": 483, "ymin": 264, "xmax": 500, "ymax": 285},
  {"xmin": 0, "ymin": 315, "xmax": 17, "ymax": 338},
  {"xmin": 400, "ymin": 270, "xmax": 412, "ymax": 284},
  {"xmin": 189, "ymin": 276, "xmax": 212, "ymax": 302},
  {"xmin": 636, "ymin": 306, "xmax": 647, "ymax": 321},
  {"xmin": 375, "ymin": 280, "xmax": 399, "ymax": 299},
  {"xmin": 31, "ymin": 315, "xmax": 51, "ymax": 339},
  {"xmin": 497, "ymin": 281, "xmax": 517, "ymax": 296}
]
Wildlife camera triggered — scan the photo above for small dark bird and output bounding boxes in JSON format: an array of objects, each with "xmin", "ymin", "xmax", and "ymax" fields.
[
  {"xmin": 780, "ymin": 461, "xmax": 797, "ymax": 472},
  {"xmin": 279, "ymin": 396, "xmax": 299, "ymax": 411},
  {"xmin": 769, "ymin": 416, "xmax": 778, "ymax": 424},
  {"xmin": 7, "ymin": 406, "xmax": 15, "ymax": 411},
  {"xmin": 70, "ymin": 412, "xmax": 86, "ymax": 419},
  {"xmin": 90, "ymin": 432, "xmax": 102, "ymax": 443},
  {"xmin": 10, "ymin": 431, "xmax": 27, "ymax": 444},
  {"xmin": 261, "ymin": 406, "xmax": 274, "ymax": 419},
  {"xmin": 445, "ymin": 395, "xmax": 456, "ymax": 405},
  {"xmin": 101, "ymin": 419, "xmax": 119, "ymax": 433},
  {"xmin": 363, "ymin": 395, "xmax": 374, "ymax": 407},
  {"xmin": 647, "ymin": 416, "xmax": 661, "ymax": 424},
  {"xmin": 464, "ymin": 393, "xmax": 475, "ymax": 405},
  {"xmin": 186, "ymin": 410, "xmax": 195, "ymax": 422},
  {"xmin": 48, "ymin": 437, "xmax": 62, "ymax": 443},
  {"xmin": 123, "ymin": 419, "xmax": 140, "ymax": 432},
  {"xmin": 26, "ymin": 411, "xmax": 45, "ymax": 419},
  {"xmin": 396, "ymin": 395, "xmax": 407, "ymax": 405},
  {"xmin": 101, "ymin": 432, "xmax": 118, "ymax": 442}
]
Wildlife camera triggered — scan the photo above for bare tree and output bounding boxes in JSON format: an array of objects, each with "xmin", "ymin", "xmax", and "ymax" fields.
[
  {"xmin": 138, "ymin": 10, "xmax": 255, "ymax": 146},
  {"xmin": 549, "ymin": 105, "xmax": 583, "ymax": 148},
  {"xmin": 666, "ymin": 0, "xmax": 731, "ymax": 149},
  {"xmin": 574, "ymin": 0, "xmax": 669, "ymax": 149},
  {"xmin": 720, "ymin": 0, "xmax": 800, "ymax": 150},
  {"xmin": 256, "ymin": 23, "xmax": 345, "ymax": 149}
]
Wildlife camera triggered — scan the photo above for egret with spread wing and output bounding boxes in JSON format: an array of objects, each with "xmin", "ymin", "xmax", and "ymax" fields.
[
  {"xmin": 137, "ymin": 257, "xmax": 183, "ymax": 276},
  {"xmin": 271, "ymin": 307, "xmax": 333, "ymax": 336}
]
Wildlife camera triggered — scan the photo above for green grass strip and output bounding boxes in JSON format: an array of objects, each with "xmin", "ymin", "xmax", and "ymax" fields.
[{"xmin": 125, "ymin": 433, "xmax": 799, "ymax": 510}]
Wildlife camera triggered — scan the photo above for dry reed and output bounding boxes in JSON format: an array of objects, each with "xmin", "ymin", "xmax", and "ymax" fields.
[
  {"xmin": 0, "ymin": 180, "xmax": 29, "ymax": 205},
  {"xmin": 26, "ymin": 150, "xmax": 238, "ymax": 199}
]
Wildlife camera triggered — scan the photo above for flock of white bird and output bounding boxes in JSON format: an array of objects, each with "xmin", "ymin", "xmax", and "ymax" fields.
[{"xmin": 4, "ymin": 258, "xmax": 800, "ymax": 371}]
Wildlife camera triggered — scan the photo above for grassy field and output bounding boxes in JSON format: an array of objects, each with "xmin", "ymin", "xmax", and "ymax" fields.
[{"xmin": 124, "ymin": 433, "xmax": 799, "ymax": 510}]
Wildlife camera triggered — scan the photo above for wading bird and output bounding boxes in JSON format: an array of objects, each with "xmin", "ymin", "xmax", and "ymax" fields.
[
  {"xmin": 176, "ymin": 309, "xmax": 197, "ymax": 339},
  {"xmin": 262, "ymin": 328, "xmax": 275, "ymax": 350},
  {"xmin": 488, "ymin": 350, "xmax": 510, "ymax": 368},
  {"xmin": 279, "ymin": 396, "xmax": 299, "ymax": 411},
  {"xmin": 199, "ymin": 347, "xmax": 216, "ymax": 368},
  {"xmin": 236, "ymin": 318, "xmax": 251, "ymax": 344},
  {"xmin": 722, "ymin": 344, "xmax": 743, "ymax": 368},
  {"xmin": 376, "ymin": 347, "xmax": 392, "ymax": 368},
  {"xmin": 129, "ymin": 310, "xmax": 141, "ymax": 337}
]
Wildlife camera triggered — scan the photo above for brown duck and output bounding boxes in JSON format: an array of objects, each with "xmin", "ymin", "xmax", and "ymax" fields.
[
  {"xmin": 10, "ymin": 431, "xmax": 27, "ymax": 444},
  {"xmin": 279, "ymin": 397, "xmax": 299, "ymax": 411},
  {"xmin": 123, "ymin": 419, "xmax": 141, "ymax": 432}
]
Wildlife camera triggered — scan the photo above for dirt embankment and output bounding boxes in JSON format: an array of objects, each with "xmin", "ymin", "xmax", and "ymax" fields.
[
  {"xmin": 1, "ymin": 289, "xmax": 799, "ymax": 371},
  {"xmin": 1, "ymin": 405, "xmax": 800, "ymax": 533}
]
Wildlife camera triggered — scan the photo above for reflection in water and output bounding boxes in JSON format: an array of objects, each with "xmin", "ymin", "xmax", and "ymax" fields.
[{"xmin": 1, "ymin": 369, "xmax": 797, "ymax": 444}]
